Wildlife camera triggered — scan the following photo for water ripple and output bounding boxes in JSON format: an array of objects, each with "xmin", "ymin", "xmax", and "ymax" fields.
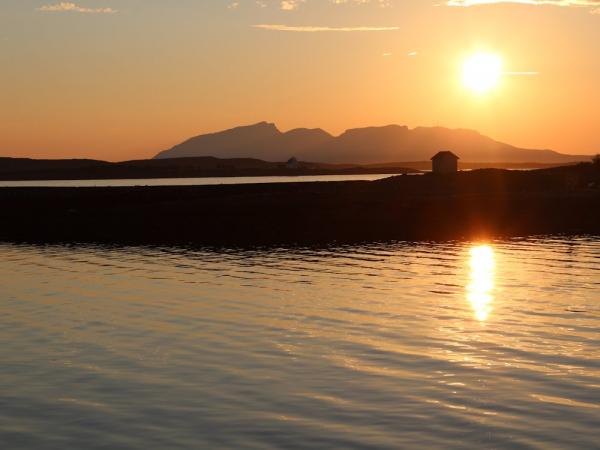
[{"xmin": 0, "ymin": 236, "xmax": 599, "ymax": 449}]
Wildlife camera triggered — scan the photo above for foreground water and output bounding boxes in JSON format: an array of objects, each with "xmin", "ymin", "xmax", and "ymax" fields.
[
  {"xmin": 0, "ymin": 174, "xmax": 398, "ymax": 188},
  {"xmin": 1, "ymin": 237, "xmax": 599, "ymax": 449}
]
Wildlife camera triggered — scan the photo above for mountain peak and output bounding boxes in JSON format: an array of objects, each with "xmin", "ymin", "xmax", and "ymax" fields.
[
  {"xmin": 217, "ymin": 121, "xmax": 280, "ymax": 135},
  {"xmin": 247, "ymin": 121, "xmax": 279, "ymax": 131},
  {"xmin": 340, "ymin": 124, "xmax": 409, "ymax": 137},
  {"xmin": 284, "ymin": 127, "xmax": 332, "ymax": 138}
]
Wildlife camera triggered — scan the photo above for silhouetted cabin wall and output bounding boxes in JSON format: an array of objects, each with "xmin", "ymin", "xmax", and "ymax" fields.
[{"xmin": 431, "ymin": 151, "xmax": 459, "ymax": 174}]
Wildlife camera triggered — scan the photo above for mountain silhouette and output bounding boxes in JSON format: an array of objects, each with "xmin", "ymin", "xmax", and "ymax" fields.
[
  {"xmin": 154, "ymin": 122, "xmax": 588, "ymax": 164},
  {"xmin": 154, "ymin": 122, "xmax": 334, "ymax": 161}
]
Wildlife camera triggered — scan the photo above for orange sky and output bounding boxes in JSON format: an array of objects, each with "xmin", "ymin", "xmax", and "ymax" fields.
[{"xmin": 1, "ymin": 1, "xmax": 599, "ymax": 161}]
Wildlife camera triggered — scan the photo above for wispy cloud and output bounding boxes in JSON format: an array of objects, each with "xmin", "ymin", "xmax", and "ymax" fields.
[
  {"xmin": 446, "ymin": 0, "xmax": 600, "ymax": 14},
  {"xmin": 331, "ymin": 0, "xmax": 391, "ymax": 6},
  {"xmin": 280, "ymin": 0, "xmax": 305, "ymax": 10},
  {"xmin": 253, "ymin": 24, "xmax": 399, "ymax": 31},
  {"xmin": 37, "ymin": 2, "xmax": 117, "ymax": 14},
  {"xmin": 230, "ymin": 0, "xmax": 391, "ymax": 11}
]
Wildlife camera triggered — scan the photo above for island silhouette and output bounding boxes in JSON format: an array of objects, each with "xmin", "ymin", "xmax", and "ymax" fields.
[
  {"xmin": 155, "ymin": 122, "xmax": 588, "ymax": 164},
  {"xmin": 0, "ymin": 122, "xmax": 592, "ymax": 181},
  {"xmin": 1, "ymin": 122, "xmax": 598, "ymax": 246}
]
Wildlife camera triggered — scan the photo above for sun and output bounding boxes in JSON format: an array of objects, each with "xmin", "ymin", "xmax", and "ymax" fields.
[{"xmin": 462, "ymin": 53, "xmax": 503, "ymax": 94}]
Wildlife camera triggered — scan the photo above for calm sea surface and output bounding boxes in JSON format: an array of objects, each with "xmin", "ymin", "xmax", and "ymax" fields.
[
  {"xmin": 1, "ymin": 237, "xmax": 599, "ymax": 449},
  {"xmin": 0, "ymin": 174, "xmax": 399, "ymax": 188}
]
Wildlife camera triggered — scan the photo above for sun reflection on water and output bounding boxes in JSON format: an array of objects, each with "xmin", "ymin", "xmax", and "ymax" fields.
[{"xmin": 467, "ymin": 245, "xmax": 495, "ymax": 321}]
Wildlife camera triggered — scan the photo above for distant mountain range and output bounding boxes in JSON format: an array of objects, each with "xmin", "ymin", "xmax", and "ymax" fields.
[{"xmin": 155, "ymin": 122, "xmax": 590, "ymax": 164}]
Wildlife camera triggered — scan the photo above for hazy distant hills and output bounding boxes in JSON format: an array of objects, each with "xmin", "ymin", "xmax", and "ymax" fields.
[{"xmin": 154, "ymin": 122, "xmax": 589, "ymax": 164}]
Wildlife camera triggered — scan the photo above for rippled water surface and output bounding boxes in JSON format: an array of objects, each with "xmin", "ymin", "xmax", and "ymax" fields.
[{"xmin": 1, "ymin": 237, "xmax": 599, "ymax": 449}]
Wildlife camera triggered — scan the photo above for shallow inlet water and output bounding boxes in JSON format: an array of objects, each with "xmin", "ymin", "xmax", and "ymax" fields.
[
  {"xmin": 0, "ymin": 174, "xmax": 399, "ymax": 188},
  {"xmin": 1, "ymin": 237, "xmax": 599, "ymax": 449}
]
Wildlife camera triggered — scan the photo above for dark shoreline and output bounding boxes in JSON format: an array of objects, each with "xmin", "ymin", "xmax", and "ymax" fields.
[
  {"xmin": 1, "ymin": 165, "xmax": 599, "ymax": 247},
  {"xmin": 0, "ymin": 155, "xmax": 581, "ymax": 182},
  {"xmin": 0, "ymin": 166, "xmax": 418, "ymax": 182}
]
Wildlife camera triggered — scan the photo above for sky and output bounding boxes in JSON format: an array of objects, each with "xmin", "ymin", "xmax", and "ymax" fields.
[{"xmin": 1, "ymin": 0, "xmax": 599, "ymax": 161}]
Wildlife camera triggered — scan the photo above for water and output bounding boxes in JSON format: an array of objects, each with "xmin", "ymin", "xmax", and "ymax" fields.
[
  {"xmin": 1, "ymin": 237, "xmax": 599, "ymax": 449},
  {"xmin": 0, "ymin": 174, "xmax": 400, "ymax": 188}
]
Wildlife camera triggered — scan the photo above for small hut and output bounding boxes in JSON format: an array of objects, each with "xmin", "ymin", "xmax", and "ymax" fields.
[
  {"xmin": 431, "ymin": 151, "xmax": 459, "ymax": 174},
  {"xmin": 286, "ymin": 157, "xmax": 301, "ymax": 169}
]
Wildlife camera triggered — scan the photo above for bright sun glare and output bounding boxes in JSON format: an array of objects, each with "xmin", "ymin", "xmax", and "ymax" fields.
[{"xmin": 462, "ymin": 53, "xmax": 503, "ymax": 94}]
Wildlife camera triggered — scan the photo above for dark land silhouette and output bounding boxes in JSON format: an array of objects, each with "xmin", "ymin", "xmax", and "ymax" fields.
[
  {"xmin": 1, "ymin": 163, "xmax": 598, "ymax": 246},
  {"xmin": 1, "ymin": 122, "xmax": 591, "ymax": 181},
  {"xmin": 0, "ymin": 156, "xmax": 419, "ymax": 181},
  {"xmin": 155, "ymin": 122, "xmax": 590, "ymax": 164},
  {"xmin": 0, "ymin": 156, "xmax": 581, "ymax": 182}
]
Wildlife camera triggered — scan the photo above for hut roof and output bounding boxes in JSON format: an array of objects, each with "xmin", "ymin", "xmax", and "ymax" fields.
[{"xmin": 431, "ymin": 151, "xmax": 459, "ymax": 161}]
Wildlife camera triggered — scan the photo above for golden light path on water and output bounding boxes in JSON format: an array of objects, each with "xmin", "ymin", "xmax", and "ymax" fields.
[
  {"xmin": 467, "ymin": 245, "xmax": 496, "ymax": 321},
  {"xmin": 1, "ymin": 239, "xmax": 599, "ymax": 449}
]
